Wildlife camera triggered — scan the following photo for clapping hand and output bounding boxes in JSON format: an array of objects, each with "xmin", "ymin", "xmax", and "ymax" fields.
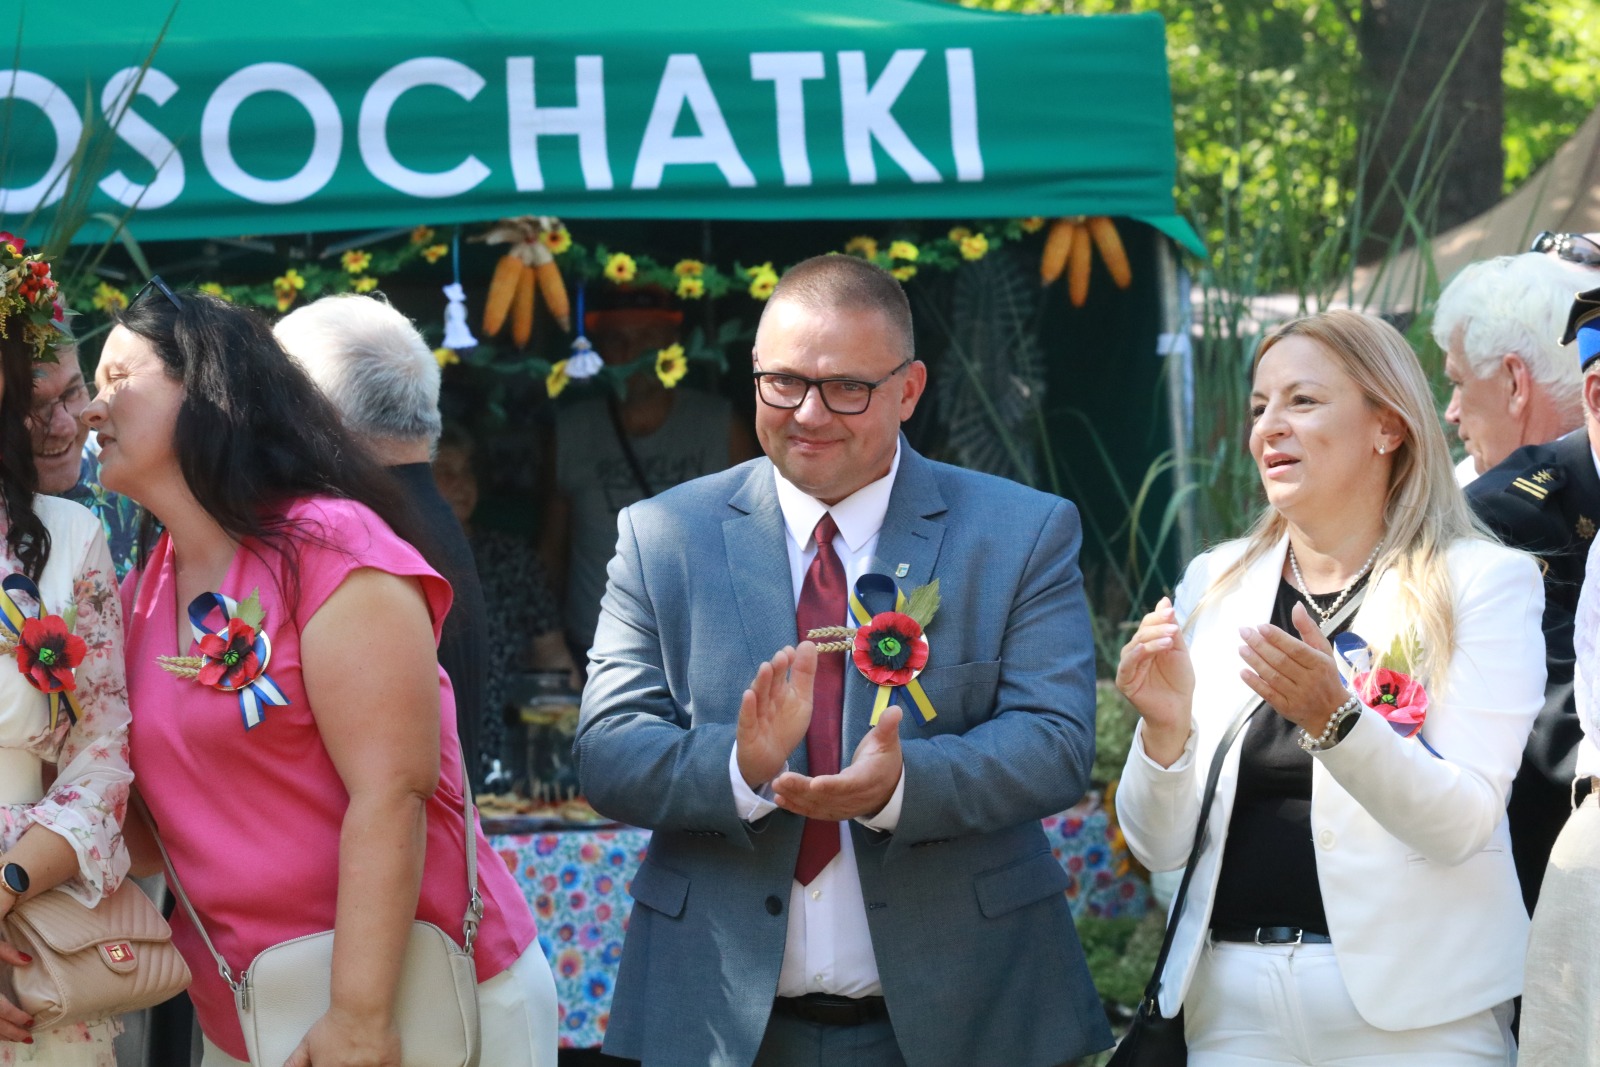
[
  {"xmin": 774, "ymin": 705, "xmax": 904, "ymax": 822},
  {"xmin": 736, "ymin": 644, "xmax": 818, "ymax": 790},
  {"xmin": 1237, "ymin": 601, "xmax": 1349, "ymax": 736},
  {"xmin": 1115, "ymin": 596, "xmax": 1195, "ymax": 767}
]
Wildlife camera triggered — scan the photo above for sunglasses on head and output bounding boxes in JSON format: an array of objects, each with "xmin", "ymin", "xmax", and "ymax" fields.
[
  {"xmin": 1529, "ymin": 232, "xmax": 1600, "ymax": 268},
  {"xmin": 130, "ymin": 275, "xmax": 184, "ymax": 310}
]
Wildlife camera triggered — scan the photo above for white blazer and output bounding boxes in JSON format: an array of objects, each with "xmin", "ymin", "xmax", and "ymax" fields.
[{"xmin": 1116, "ymin": 533, "xmax": 1545, "ymax": 1031}]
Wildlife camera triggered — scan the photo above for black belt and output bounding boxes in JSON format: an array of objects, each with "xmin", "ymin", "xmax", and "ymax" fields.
[
  {"xmin": 1212, "ymin": 925, "xmax": 1331, "ymax": 946},
  {"xmin": 773, "ymin": 993, "xmax": 889, "ymax": 1027}
]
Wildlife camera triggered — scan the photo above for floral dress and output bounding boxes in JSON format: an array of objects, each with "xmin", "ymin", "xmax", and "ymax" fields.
[{"xmin": 0, "ymin": 497, "xmax": 134, "ymax": 1066}]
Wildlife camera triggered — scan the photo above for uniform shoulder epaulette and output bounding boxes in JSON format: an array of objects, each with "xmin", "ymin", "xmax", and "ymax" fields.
[{"xmin": 1506, "ymin": 463, "xmax": 1565, "ymax": 506}]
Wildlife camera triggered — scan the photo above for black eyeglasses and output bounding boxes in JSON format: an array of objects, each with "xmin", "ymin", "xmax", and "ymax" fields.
[
  {"xmin": 752, "ymin": 358, "xmax": 911, "ymax": 415},
  {"xmin": 130, "ymin": 275, "xmax": 184, "ymax": 310},
  {"xmin": 1530, "ymin": 232, "xmax": 1600, "ymax": 268}
]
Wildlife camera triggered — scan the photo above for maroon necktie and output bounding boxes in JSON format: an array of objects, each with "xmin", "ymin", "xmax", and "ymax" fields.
[{"xmin": 794, "ymin": 514, "xmax": 846, "ymax": 885}]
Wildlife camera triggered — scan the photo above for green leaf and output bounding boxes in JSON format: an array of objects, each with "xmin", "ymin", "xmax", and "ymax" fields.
[
  {"xmin": 234, "ymin": 588, "xmax": 267, "ymax": 631},
  {"xmin": 1382, "ymin": 632, "xmax": 1419, "ymax": 677},
  {"xmin": 905, "ymin": 579, "xmax": 941, "ymax": 629},
  {"xmin": 63, "ymin": 604, "xmax": 77, "ymax": 633}
]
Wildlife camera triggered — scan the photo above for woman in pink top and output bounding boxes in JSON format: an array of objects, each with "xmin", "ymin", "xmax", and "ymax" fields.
[{"xmin": 92, "ymin": 283, "xmax": 555, "ymax": 1067}]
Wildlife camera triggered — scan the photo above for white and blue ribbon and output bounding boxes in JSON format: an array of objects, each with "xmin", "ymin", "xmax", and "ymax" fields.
[{"xmin": 186, "ymin": 592, "xmax": 289, "ymax": 730}]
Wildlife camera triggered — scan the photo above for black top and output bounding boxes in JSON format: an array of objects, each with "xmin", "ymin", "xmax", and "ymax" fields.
[
  {"xmin": 1209, "ymin": 576, "xmax": 1362, "ymax": 936},
  {"xmin": 389, "ymin": 463, "xmax": 488, "ymax": 794},
  {"xmin": 1468, "ymin": 430, "xmax": 1600, "ymax": 911}
]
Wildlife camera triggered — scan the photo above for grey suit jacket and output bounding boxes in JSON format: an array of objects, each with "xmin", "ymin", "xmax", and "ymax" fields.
[{"xmin": 574, "ymin": 444, "xmax": 1111, "ymax": 1067}]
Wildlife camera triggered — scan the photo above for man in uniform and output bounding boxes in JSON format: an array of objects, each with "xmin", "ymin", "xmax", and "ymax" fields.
[{"xmin": 1467, "ymin": 284, "xmax": 1600, "ymax": 912}]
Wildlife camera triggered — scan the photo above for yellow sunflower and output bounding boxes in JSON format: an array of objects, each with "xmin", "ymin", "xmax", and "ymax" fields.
[
  {"xmin": 410, "ymin": 225, "xmax": 435, "ymax": 245},
  {"xmin": 655, "ymin": 344, "xmax": 688, "ymax": 388},
  {"xmin": 340, "ymin": 250, "xmax": 371, "ymax": 274},
  {"xmin": 546, "ymin": 359, "xmax": 571, "ymax": 398},
  {"xmin": 947, "ymin": 226, "xmax": 971, "ymax": 243},
  {"xmin": 353, "ymin": 276, "xmax": 379, "ymax": 293},
  {"xmin": 91, "ymin": 282, "xmax": 128, "ymax": 313},
  {"xmin": 421, "ymin": 244, "xmax": 449, "ymax": 264},
  {"xmin": 844, "ymin": 236, "xmax": 878, "ymax": 259},
  {"xmin": 604, "ymin": 253, "xmax": 637, "ymax": 284},
  {"xmin": 891, "ymin": 266, "xmax": 918, "ymax": 282},
  {"xmin": 888, "ymin": 241, "xmax": 919, "ymax": 262},
  {"xmin": 673, "ymin": 259, "xmax": 704, "ymax": 277},
  {"xmin": 1019, "ymin": 216, "xmax": 1046, "ymax": 233},
  {"xmin": 959, "ymin": 233, "xmax": 989, "ymax": 261},
  {"xmin": 676, "ymin": 276, "xmax": 706, "ymax": 300},
  {"xmin": 434, "ymin": 347, "xmax": 460, "ymax": 368},
  {"xmin": 747, "ymin": 263, "xmax": 779, "ymax": 301},
  {"xmin": 198, "ymin": 282, "xmax": 232, "ymax": 302},
  {"xmin": 541, "ymin": 228, "xmax": 572, "ymax": 254}
]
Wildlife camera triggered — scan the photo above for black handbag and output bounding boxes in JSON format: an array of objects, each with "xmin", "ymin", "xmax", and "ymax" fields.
[{"xmin": 1106, "ymin": 588, "xmax": 1366, "ymax": 1066}]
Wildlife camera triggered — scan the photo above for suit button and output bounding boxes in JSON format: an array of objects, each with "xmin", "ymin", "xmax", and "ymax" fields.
[
  {"xmin": 765, "ymin": 895, "xmax": 783, "ymax": 916},
  {"xmin": 1318, "ymin": 829, "xmax": 1336, "ymax": 850}
]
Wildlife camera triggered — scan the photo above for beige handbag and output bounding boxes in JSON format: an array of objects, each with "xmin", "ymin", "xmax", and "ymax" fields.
[
  {"xmin": 2, "ymin": 877, "xmax": 192, "ymax": 1029},
  {"xmin": 149, "ymin": 754, "xmax": 483, "ymax": 1067}
]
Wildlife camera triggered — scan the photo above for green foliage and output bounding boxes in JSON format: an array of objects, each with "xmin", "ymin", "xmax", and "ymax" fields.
[
  {"xmin": 958, "ymin": 0, "xmax": 1600, "ymax": 291},
  {"xmin": 1093, "ymin": 681, "xmax": 1138, "ymax": 786},
  {"xmin": 1503, "ymin": 0, "xmax": 1600, "ymax": 190},
  {"xmin": 1075, "ymin": 909, "xmax": 1166, "ymax": 1010}
]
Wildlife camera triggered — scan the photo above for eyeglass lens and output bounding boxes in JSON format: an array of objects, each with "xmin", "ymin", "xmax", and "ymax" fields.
[{"xmin": 756, "ymin": 374, "xmax": 876, "ymax": 414}]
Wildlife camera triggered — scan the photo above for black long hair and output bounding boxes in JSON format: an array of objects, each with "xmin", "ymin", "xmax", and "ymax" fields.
[
  {"xmin": 116, "ymin": 289, "xmax": 442, "ymax": 606},
  {"xmin": 0, "ymin": 327, "xmax": 49, "ymax": 581}
]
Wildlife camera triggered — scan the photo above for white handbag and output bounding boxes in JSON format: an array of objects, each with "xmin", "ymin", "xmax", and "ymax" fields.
[{"xmin": 147, "ymin": 754, "xmax": 483, "ymax": 1067}]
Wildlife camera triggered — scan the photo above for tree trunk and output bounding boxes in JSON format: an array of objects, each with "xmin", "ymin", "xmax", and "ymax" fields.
[{"xmin": 1357, "ymin": 0, "xmax": 1504, "ymax": 259}]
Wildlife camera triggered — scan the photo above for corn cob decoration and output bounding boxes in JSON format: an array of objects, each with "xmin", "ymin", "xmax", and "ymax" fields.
[
  {"xmin": 1037, "ymin": 216, "xmax": 1132, "ymax": 307},
  {"xmin": 477, "ymin": 216, "xmax": 572, "ymax": 347}
]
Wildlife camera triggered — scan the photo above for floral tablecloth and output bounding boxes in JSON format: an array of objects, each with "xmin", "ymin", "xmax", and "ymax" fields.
[{"xmin": 490, "ymin": 792, "xmax": 1145, "ymax": 1049}]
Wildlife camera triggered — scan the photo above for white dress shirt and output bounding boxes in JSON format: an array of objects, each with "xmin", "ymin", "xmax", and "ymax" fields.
[
  {"xmin": 1567, "ymin": 444, "xmax": 1600, "ymax": 778},
  {"xmin": 727, "ymin": 443, "xmax": 907, "ymax": 997}
]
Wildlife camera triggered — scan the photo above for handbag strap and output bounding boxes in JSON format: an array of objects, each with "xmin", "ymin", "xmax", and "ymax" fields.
[
  {"xmin": 606, "ymin": 396, "xmax": 657, "ymax": 500},
  {"xmin": 137, "ymin": 746, "xmax": 483, "ymax": 992},
  {"xmin": 1135, "ymin": 583, "xmax": 1368, "ymax": 1011}
]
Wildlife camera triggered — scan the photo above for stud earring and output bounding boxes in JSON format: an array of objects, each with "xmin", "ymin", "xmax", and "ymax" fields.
[{"xmin": 1378, "ymin": 444, "xmax": 1386, "ymax": 455}]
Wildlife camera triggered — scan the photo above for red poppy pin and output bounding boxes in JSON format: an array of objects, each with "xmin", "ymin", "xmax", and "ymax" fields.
[
  {"xmin": 1335, "ymin": 631, "xmax": 1434, "ymax": 750},
  {"xmin": 158, "ymin": 588, "xmax": 291, "ymax": 730},
  {"xmin": 807, "ymin": 574, "xmax": 940, "ymax": 725},
  {"xmin": 0, "ymin": 573, "xmax": 85, "ymax": 730}
]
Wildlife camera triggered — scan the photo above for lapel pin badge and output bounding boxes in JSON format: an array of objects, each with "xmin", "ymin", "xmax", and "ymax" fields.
[{"xmin": 894, "ymin": 563, "xmax": 909, "ymax": 578}]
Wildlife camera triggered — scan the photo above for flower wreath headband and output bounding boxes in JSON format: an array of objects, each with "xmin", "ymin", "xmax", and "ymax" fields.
[{"xmin": 0, "ymin": 233, "xmax": 65, "ymax": 364}]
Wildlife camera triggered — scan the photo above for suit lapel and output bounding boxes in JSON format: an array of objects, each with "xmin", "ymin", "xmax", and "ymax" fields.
[{"xmin": 843, "ymin": 447, "xmax": 948, "ymax": 755}]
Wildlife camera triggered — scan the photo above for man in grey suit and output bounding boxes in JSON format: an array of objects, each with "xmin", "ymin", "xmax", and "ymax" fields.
[{"xmin": 575, "ymin": 254, "xmax": 1109, "ymax": 1067}]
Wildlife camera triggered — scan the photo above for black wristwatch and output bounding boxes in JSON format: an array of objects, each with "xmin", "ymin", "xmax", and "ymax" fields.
[{"xmin": 0, "ymin": 862, "xmax": 29, "ymax": 897}]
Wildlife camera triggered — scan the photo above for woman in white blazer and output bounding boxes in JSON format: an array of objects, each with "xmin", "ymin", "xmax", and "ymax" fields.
[{"xmin": 1115, "ymin": 310, "xmax": 1545, "ymax": 1065}]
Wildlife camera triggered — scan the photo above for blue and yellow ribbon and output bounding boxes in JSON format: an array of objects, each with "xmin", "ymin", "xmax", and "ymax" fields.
[
  {"xmin": 0, "ymin": 574, "xmax": 81, "ymax": 731},
  {"xmin": 849, "ymin": 573, "xmax": 937, "ymax": 726},
  {"xmin": 187, "ymin": 592, "xmax": 290, "ymax": 731}
]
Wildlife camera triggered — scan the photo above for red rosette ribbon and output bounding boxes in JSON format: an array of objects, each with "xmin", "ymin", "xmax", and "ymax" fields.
[
  {"xmin": 16, "ymin": 614, "xmax": 87, "ymax": 694},
  {"xmin": 851, "ymin": 611, "xmax": 930, "ymax": 687},
  {"xmin": 1354, "ymin": 667, "xmax": 1429, "ymax": 738},
  {"xmin": 198, "ymin": 617, "xmax": 263, "ymax": 691}
]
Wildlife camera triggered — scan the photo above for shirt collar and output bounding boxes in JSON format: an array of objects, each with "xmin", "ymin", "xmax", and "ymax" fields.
[{"xmin": 773, "ymin": 440, "xmax": 901, "ymax": 554}]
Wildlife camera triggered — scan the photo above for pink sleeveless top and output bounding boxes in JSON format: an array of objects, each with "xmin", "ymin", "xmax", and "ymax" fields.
[{"xmin": 122, "ymin": 497, "xmax": 537, "ymax": 1060}]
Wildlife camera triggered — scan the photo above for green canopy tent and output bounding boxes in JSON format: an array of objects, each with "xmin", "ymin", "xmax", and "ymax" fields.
[
  {"xmin": 4, "ymin": 0, "xmax": 1200, "ymax": 253},
  {"xmin": 6, "ymin": 0, "xmax": 1202, "ymax": 606}
]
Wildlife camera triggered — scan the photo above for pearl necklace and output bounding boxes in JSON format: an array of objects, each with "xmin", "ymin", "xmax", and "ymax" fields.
[{"xmin": 1288, "ymin": 541, "xmax": 1381, "ymax": 623}]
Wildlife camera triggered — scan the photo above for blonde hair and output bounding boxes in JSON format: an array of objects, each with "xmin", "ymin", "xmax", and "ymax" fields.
[{"xmin": 1193, "ymin": 310, "xmax": 1489, "ymax": 684}]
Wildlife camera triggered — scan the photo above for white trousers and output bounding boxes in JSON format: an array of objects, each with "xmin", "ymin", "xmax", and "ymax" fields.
[
  {"xmin": 1185, "ymin": 940, "xmax": 1515, "ymax": 1066},
  {"xmin": 200, "ymin": 942, "xmax": 558, "ymax": 1067}
]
